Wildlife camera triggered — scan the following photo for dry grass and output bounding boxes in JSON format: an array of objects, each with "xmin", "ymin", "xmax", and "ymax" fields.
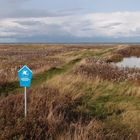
[
  {"xmin": 116, "ymin": 45, "xmax": 140, "ymax": 57},
  {"xmin": 45, "ymin": 74, "xmax": 140, "ymax": 139},
  {"xmin": 0, "ymin": 86, "xmax": 104, "ymax": 140},
  {"xmin": 0, "ymin": 44, "xmax": 82, "ymax": 84},
  {"xmin": 1, "ymin": 83, "xmax": 139, "ymax": 140},
  {"xmin": 106, "ymin": 45, "xmax": 140, "ymax": 62},
  {"xmin": 74, "ymin": 58, "xmax": 140, "ymax": 84},
  {"xmin": 0, "ymin": 44, "xmax": 140, "ymax": 140}
]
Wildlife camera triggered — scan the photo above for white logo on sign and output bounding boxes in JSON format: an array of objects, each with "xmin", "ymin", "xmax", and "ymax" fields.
[{"xmin": 22, "ymin": 70, "xmax": 29, "ymax": 76}]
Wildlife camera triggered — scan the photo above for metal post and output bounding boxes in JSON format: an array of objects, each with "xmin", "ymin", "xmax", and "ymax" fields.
[{"xmin": 24, "ymin": 87, "xmax": 27, "ymax": 117}]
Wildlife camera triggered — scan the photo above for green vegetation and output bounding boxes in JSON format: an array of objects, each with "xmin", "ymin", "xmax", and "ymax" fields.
[
  {"xmin": 0, "ymin": 58, "xmax": 81, "ymax": 96},
  {"xmin": 32, "ymin": 58, "xmax": 81, "ymax": 86}
]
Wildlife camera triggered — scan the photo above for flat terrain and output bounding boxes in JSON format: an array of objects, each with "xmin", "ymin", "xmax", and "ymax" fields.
[{"xmin": 0, "ymin": 44, "xmax": 140, "ymax": 140}]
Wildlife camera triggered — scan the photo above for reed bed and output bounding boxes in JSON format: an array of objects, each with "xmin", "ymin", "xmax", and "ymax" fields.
[
  {"xmin": 74, "ymin": 57, "xmax": 140, "ymax": 84},
  {"xmin": 116, "ymin": 46, "xmax": 140, "ymax": 57},
  {"xmin": 106, "ymin": 45, "xmax": 140, "ymax": 62}
]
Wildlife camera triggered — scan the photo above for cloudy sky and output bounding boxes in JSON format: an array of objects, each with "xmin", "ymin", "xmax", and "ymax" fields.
[{"xmin": 0, "ymin": 0, "xmax": 140, "ymax": 43}]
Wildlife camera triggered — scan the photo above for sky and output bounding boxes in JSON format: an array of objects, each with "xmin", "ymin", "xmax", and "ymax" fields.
[{"xmin": 0, "ymin": 0, "xmax": 140, "ymax": 43}]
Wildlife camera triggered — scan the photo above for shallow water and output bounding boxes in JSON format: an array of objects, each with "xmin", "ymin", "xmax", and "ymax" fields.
[{"xmin": 115, "ymin": 57, "xmax": 140, "ymax": 68}]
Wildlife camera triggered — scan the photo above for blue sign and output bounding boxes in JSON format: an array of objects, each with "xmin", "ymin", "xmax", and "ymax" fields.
[{"xmin": 18, "ymin": 66, "xmax": 32, "ymax": 87}]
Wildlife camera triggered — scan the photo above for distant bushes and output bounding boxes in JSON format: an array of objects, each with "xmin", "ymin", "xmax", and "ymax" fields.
[
  {"xmin": 106, "ymin": 46, "xmax": 140, "ymax": 62},
  {"xmin": 106, "ymin": 54, "xmax": 123, "ymax": 63},
  {"xmin": 116, "ymin": 46, "xmax": 140, "ymax": 57}
]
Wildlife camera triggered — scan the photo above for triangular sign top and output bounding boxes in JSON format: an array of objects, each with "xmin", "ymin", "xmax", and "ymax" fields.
[{"xmin": 18, "ymin": 65, "xmax": 32, "ymax": 73}]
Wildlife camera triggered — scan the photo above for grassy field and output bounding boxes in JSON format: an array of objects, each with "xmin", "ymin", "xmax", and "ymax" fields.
[{"xmin": 0, "ymin": 44, "xmax": 140, "ymax": 140}]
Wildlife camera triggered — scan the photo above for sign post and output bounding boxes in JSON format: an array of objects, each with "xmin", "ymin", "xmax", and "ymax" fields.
[
  {"xmin": 24, "ymin": 87, "xmax": 27, "ymax": 117},
  {"xmin": 18, "ymin": 65, "xmax": 32, "ymax": 117}
]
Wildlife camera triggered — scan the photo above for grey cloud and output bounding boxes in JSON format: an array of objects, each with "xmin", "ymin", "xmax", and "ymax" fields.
[
  {"xmin": 0, "ymin": 0, "xmax": 55, "ymax": 18},
  {"xmin": 0, "ymin": 8, "xmax": 81, "ymax": 19},
  {"xmin": 82, "ymin": 27, "xmax": 94, "ymax": 31},
  {"xmin": 56, "ymin": 8, "xmax": 84, "ymax": 16},
  {"xmin": 0, "ymin": 0, "xmax": 29, "ymax": 9},
  {"xmin": 17, "ymin": 21, "xmax": 41, "ymax": 26},
  {"xmin": 0, "ymin": 0, "xmax": 83, "ymax": 19},
  {"xmin": 100, "ymin": 22, "xmax": 122, "ymax": 29},
  {"xmin": 0, "ymin": 0, "xmax": 83, "ymax": 18},
  {"xmin": 0, "ymin": 9, "xmax": 54, "ymax": 18},
  {"xmin": 0, "ymin": 18, "xmax": 71, "ymax": 39},
  {"xmin": 1, "ymin": 12, "xmax": 140, "ymax": 43}
]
